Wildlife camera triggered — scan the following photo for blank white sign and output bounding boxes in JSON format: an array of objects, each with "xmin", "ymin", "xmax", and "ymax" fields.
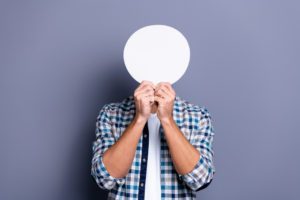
[{"xmin": 123, "ymin": 24, "xmax": 190, "ymax": 85}]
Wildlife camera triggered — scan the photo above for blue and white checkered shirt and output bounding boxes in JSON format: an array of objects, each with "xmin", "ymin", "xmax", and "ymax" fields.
[{"xmin": 91, "ymin": 95, "xmax": 216, "ymax": 199}]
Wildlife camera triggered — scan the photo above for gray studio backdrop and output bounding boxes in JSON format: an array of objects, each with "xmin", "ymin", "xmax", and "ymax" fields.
[{"xmin": 1, "ymin": 1, "xmax": 299, "ymax": 200}]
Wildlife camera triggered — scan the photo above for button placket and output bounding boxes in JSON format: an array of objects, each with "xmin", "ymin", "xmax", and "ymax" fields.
[{"xmin": 138, "ymin": 121, "xmax": 149, "ymax": 200}]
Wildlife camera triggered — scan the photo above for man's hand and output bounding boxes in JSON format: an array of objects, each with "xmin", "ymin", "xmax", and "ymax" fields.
[
  {"xmin": 154, "ymin": 82, "xmax": 176, "ymax": 123},
  {"xmin": 133, "ymin": 80, "xmax": 156, "ymax": 123},
  {"xmin": 98, "ymin": 81, "xmax": 156, "ymax": 181}
]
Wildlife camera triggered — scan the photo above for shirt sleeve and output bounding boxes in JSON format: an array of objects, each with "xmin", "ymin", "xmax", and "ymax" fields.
[
  {"xmin": 91, "ymin": 104, "xmax": 126, "ymax": 191},
  {"xmin": 177, "ymin": 107, "xmax": 216, "ymax": 191}
]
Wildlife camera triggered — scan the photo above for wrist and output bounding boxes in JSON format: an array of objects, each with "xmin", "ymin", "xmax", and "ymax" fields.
[
  {"xmin": 160, "ymin": 115, "xmax": 174, "ymax": 126},
  {"xmin": 133, "ymin": 114, "xmax": 148, "ymax": 125}
]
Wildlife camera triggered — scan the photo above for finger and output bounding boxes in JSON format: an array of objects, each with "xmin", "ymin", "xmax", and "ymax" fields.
[
  {"xmin": 141, "ymin": 80, "xmax": 156, "ymax": 90},
  {"xmin": 155, "ymin": 84, "xmax": 173, "ymax": 98},
  {"xmin": 147, "ymin": 95, "xmax": 155, "ymax": 104},
  {"xmin": 155, "ymin": 85, "xmax": 173, "ymax": 98},
  {"xmin": 155, "ymin": 88, "xmax": 168, "ymax": 99},
  {"xmin": 137, "ymin": 90, "xmax": 155, "ymax": 100},
  {"xmin": 135, "ymin": 83, "xmax": 149, "ymax": 94},
  {"xmin": 154, "ymin": 82, "xmax": 163, "ymax": 91},
  {"xmin": 141, "ymin": 80, "xmax": 154, "ymax": 85},
  {"xmin": 135, "ymin": 85, "xmax": 155, "ymax": 97},
  {"xmin": 154, "ymin": 95, "xmax": 164, "ymax": 104},
  {"xmin": 159, "ymin": 82, "xmax": 175, "ymax": 96},
  {"xmin": 139, "ymin": 88, "xmax": 155, "ymax": 98},
  {"xmin": 141, "ymin": 93, "xmax": 155, "ymax": 105},
  {"xmin": 155, "ymin": 90, "xmax": 171, "ymax": 103},
  {"xmin": 136, "ymin": 81, "xmax": 155, "ymax": 94}
]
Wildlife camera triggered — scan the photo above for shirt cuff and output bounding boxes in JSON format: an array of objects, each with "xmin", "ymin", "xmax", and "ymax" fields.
[
  {"xmin": 98, "ymin": 155, "xmax": 126, "ymax": 186},
  {"xmin": 177, "ymin": 154, "xmax": 214, "ymax": 190}
]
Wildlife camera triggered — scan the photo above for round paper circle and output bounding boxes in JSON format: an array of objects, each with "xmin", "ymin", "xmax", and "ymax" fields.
[{"xmin": 123, "ymin": 24, "xmax": 190, "ymax": 85}]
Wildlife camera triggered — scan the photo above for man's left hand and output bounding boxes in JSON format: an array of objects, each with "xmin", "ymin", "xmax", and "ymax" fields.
[{"xmin": 154, "ymin": 82, "xmax": 176, "ymax": 123}]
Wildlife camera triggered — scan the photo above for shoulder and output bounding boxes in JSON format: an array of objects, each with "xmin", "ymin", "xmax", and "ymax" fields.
[
  {"xmin": 174, "ymin": 96, "xmax": 212, "ymax": 120},
  {"xmin": 175, "ymin": 96, "xmax": 214, "ymax": 135},
  {"xmin": 97, "ymin": 95, "xmax": 136, "ymax": 119}
]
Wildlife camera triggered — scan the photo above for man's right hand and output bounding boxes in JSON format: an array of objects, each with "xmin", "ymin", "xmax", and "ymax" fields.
[
  {"xmin": 133, "ymin": 80, "xmax": 155, "ymax": 123},
  {"xmin": 97, "ymin": 80, "xmax": 156, "ymax": 181}
]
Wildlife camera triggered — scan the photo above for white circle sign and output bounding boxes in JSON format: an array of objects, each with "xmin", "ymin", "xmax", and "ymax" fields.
[{"xmin": 123, "ymin": 24, "xmax": 190, "ymax": 85}]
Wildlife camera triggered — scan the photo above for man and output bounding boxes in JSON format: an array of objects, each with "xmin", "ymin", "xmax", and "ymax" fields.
[{"xmin": 91, "ymin": 80, "xmax": 215, "ymax": 199}]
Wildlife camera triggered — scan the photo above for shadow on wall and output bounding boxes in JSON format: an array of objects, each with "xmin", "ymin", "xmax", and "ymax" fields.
[{"xmin": 63, "ymin": 61, "xmax": 136, "ymax": 199}]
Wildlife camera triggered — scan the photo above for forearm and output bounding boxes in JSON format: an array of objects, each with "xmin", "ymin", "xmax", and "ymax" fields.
[
  {"xmin": 161, "ymin": 117, "xmax": 200, "ymax": 175},
  {"xmin": 102, "ymin": 115, "xmax": 146, "ymax": 178}
]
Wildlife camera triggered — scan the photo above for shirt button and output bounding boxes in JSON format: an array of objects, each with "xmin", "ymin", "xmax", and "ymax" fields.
[
  {"xmin": 144, "ymin": 134, "xmax": 147, "ymax": 138},
  {"xmin": 140, "ymin": 182, "xmax": 144, "ymax": 187},
  {"xmin": 142, "ymin": 158, "xmax": 146, "ymax": 162}
]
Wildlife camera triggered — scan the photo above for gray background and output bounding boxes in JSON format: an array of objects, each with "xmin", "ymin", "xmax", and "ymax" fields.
[{"xmin": 1, "ymin": 0, "xmax": 299, "ymax": 199}]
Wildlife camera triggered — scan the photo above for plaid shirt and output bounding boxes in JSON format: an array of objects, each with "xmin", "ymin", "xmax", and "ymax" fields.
[{"xmin": 91, "ymin": 95, "xmax": 216, "ymax": 199}]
